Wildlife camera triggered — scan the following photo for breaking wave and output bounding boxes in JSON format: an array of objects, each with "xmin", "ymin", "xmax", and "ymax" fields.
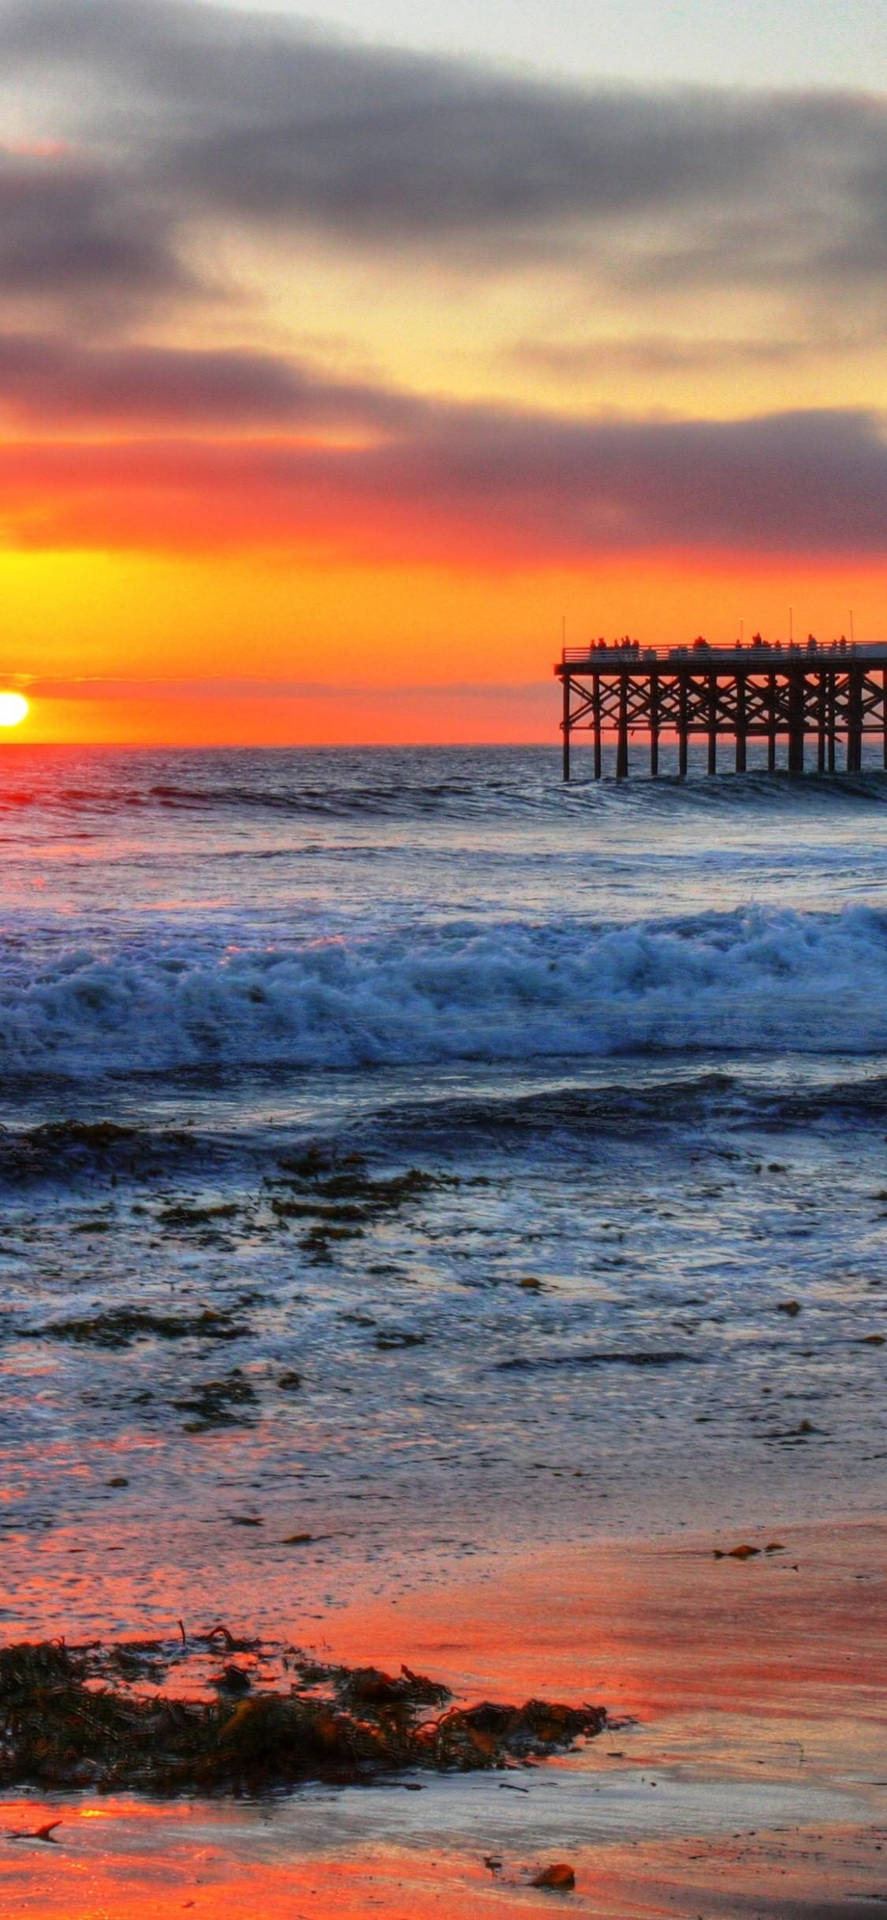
[{"xmin": 0, "ymin": 904, "xmax": 884, "ymax": 1082}]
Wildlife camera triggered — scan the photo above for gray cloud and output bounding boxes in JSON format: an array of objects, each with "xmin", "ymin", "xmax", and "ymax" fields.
[
  {"xmin": 0, "ymin": 403, "xmax": 885, "ymax": 557},
  {"xmin": 376, "ymin": 405, "xmax": 887, "ymax": 553},
  {"xmin": 0, "ymin": 0, "xmax": 884, "ymax": 300},
  {"xmin": 508, "ymin": 335, "xmax": 826, "ymax": 380},
  {"xmin": 0, "ymin": 146, "xmax": 187, "ymax": 298},
  {"xmin": 0, "ymin": 331, "xmax": 418, "ymax": 428}
]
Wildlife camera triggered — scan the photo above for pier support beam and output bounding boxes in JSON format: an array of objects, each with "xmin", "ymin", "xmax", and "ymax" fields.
[
  {"xmin": 592, "ymin": 678, "xmax": 602, "ymax": 779},
  {"xmin": 616, "ymin": 674, "xmax": 629, "ymax": 779},
  {"xmin": 735, "ymin": 675, "xmax": 747, "ymax": 773},
  {"xmin": 788, "ymin": 670, "xmax": 805, "ymax": 775},
  {"xmin": 678, "ymin": 678, "xmax": 688, "ymax": 778},
  {"xmin": 649, "ymin": 671, "xmax": 659, "ymax": 776},
  {"xmin": 847, "ymin": 666, "xmax": 863, "ymax": 772},
  {"xmin": 767, "ymin": 673, "xmax": 777, "ymax": 772},
  {"xmin": 562, "ymin": 674, "xmax": 570, "ymax": 781},
  {"xmin": 707, "ymin": 672, "xmax": 718, "ymax": 774}
]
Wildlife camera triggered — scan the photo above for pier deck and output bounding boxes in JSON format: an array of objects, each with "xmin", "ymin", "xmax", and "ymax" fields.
[{"xmin": 554, "ymin": 643, "xmax": 887, "ymax": 780}]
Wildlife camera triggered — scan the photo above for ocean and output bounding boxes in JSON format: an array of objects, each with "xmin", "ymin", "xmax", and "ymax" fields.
[{"xmin": 1, "ymin": 743, "xmax": 885, "ymax": 1643}]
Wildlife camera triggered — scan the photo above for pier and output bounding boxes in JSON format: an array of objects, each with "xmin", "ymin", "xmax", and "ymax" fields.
[{"xmin": 555, "ymin": 642, "xmax": 887, "ymax": 779}]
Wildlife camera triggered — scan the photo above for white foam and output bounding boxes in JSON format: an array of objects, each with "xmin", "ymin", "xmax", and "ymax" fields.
[{"xmin": 0, "ymin": 905, "xmax": 884, "ymax": 1079}]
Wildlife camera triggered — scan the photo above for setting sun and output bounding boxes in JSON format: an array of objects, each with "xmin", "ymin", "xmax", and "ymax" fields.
[{"xmin": 0, "ymin": 692, "xmax": 28, "ymax": 727}]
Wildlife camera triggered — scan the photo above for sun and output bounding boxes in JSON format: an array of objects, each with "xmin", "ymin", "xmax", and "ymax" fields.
[{"xmin": 0, "ymin": 692, "xmax": 29, "ymax": 727}]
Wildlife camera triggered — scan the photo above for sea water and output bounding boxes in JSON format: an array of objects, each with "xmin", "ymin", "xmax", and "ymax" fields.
[{"xmin": 0, "ymin": 744, "xmax": 885, "ymax": 1640}]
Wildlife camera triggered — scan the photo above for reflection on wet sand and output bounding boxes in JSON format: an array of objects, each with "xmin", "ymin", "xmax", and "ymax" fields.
[{"xmin": 2, "ymin": 1520, "xmax": 884, "ymax": 1919}]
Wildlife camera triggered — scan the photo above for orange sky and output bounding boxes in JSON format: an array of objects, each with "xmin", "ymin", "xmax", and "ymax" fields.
[
  {"xmin": 1, "ymin": 1, "xmax": 886, "ymax": 742},
  {"xmin": 4, "ymin": 548, "xmax": 885, "ymax": 745}
]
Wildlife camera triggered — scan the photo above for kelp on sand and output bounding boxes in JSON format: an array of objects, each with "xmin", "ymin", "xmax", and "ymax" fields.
[{"xmin": 0, "ymin": 1634, "xmax": 607, "ymax": 1796}]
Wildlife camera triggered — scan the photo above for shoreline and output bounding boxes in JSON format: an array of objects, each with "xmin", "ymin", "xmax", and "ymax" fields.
[{"xmin": 2, "ymin": 1513, "xmax": 884, "ymax": 1917}]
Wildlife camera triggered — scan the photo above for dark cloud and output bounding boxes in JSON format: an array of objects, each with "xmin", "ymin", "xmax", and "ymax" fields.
[
  {"xmin": 0, "ymin": 146, "xmax": 187, "ymax": 298},
  {"xmin": 0, "ymin": 331, "xmax": 417, "ymax": 429},
  {"xmin": 0, "ymin": 403, "xmax": 885, "ymax": 558},
  {"xmin": 0, "ymin": 0, "xmax": 884, "ymax": 298},
  {"xmin": 377, "ymin": 405, "xmax": 887, "ymax": 553},
  {"xmin": 170, "ymin": 76, "xmax": 777, "ymax": 245}
]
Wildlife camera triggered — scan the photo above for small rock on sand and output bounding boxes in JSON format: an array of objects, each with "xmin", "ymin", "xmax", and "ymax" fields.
[{"xmin": 531, "ymin": 1863, "xmax": 576, "ymax": 1890}]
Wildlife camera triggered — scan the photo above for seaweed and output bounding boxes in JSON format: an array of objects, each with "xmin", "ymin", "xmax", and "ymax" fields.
[
  {"xmin": 312, "ymin": 1170, "xmax": 442, "ymax": 1214},
  {"xmin": 0, "ymin": 1120, "xmax": 200, "ymax": 1185},
  {"xmin": 0, "ymin": 1636, "xmax": 607, "ymax": 1795},
  {"xmin": 173, "ymin": 1369, "xmax": 258, "ymax": 1430},
  {"xmin": 271, "ymin": 1157, "xmax": 449, "ymax": 1223},
  {"xmin": 155, "ymin": 1203, "xmax": 240, "ymax": 1229},
  {"xmin": 28, "ymin": 1306, "xmax": 250, "ymax": 1350}
]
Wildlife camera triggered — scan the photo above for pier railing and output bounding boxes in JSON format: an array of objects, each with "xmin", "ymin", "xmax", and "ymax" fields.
[
  {"xmin": 554, "ymin": 643, "xmax": 887, "ymax": 779},
  {"xmin": 560, "ymin": 642, "xmax": 887, "ymax": 668}
]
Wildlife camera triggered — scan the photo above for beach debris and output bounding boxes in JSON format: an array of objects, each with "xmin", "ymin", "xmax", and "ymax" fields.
[
  {"xmin": 278, "ymin": 1370, "xmax": 302, "ymax": 1389},
  {"xmin": 531, "ymin": 1863, "xmax": 576, "ymax": 1890},
  {"xmin": 374, "ymin": 1330, "xmax": 426, "ymax": 1349},
  {"xmin": 715, "ymin": 1538, "xmax": 784, "ymax": 1558},
  {"xmin": 212, "ymin": 1665, "xmax": 252, "ymax": 1695},
  {"xmin": 298, "ymin": 1225, "xmax": 362, "ymax": 1259},
  {"xmin": 281, "ymin": 1532, "xmax": 314, "ymax": 1546},
  {"xmin": 0, "ymin": 1638, "xmax": 607, "ymax": 1796},
  {"xmin": 272, "ymin": 1160, "xmax": 443, "ymax": 1221},
  {"xmin": 7, "ymin": 1821, "xmax": 62, "ymax": 1844},
  {"xmin": 0, "ymin": 1118, "xmax": 200, "ymax": 1185},
  {"xmin": 28, "ymin": 1305, "xmax": 249, "ymax": 1349},
  {"xmin": 202, "ymin": 1625, "xmax": 258, "ymax": 1653},
  {"xmin": 497, "ymin": 1349, "xmax": 696, "ymax": 1372},
  {"xmin": 518, "ymin": 1278, "xmax": 543, "ymax": 1290},
  {"xmin": 271, "ymin": 1198, "xmax": 366, "ymax": 1222},
  {"xmin": 174, "ymin": 1368, "xmax": 257, "ymax": 1430},
  {"xmin": 430, "ymin": 1699, "xmax": 604, "ymax": 1770},
  {"xmin": 859, "ymin": 1333, "xmax": 885, "ymax": 1345},
  {"xmin": 776, "ymin": 1300, "xmax": 802, "ymax": 1317},
  {"xmin": 155, "ymin": 1202, "xmax": 240, "ymax": 1228}
]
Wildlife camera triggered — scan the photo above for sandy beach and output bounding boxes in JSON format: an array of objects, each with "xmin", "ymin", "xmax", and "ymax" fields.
[{"xmin": 2, "ymin": 1515, "xmax": 884, "ymax": 1918}]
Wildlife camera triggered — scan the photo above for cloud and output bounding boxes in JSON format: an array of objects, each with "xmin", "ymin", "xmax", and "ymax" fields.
[
  {"xmin": 0, "ymin": 331, "xmax": 418, "ymax": 429},
  {"xmin": 0, "ymin": 0, "xmax": 884, "ymax": 303},
  {"xmin": 0, "ymin": 0, "xmax": 883, "ymax": 571},
  {"xmin": 22, "ymin": 672, "xmax": 545, "ymax": 702},
  {"xmin": 0, "ymin": 145, "xmax": 187, "ymax": 300},
  {"xmin": 0, "ymin": 404, "xmax": 885, "ymax": 559},
  {"xmin": 507, "ymin": 335, "xmax": 836, "ymax": 380}
]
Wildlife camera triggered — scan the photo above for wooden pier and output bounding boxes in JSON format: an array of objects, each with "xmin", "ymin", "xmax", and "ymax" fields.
[{"xmin": 555, "ymin": 642, "xmax": 887, "ymax": 780}]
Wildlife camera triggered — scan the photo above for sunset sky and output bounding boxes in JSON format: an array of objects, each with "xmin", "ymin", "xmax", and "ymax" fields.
[{"xmin": 1, "ymin": 0, "xmax": 886, "ymax": 741}]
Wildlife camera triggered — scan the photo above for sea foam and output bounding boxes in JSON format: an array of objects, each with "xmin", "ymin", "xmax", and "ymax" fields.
[{"xmin": 0, "ymin": 904, "xmax": 883, "ymax": 1080}]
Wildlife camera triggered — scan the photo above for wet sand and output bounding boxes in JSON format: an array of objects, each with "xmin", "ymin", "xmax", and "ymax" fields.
[{"xmin": 2, "ymin": 1515, "xmax": 884, "ymax": 1917}]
